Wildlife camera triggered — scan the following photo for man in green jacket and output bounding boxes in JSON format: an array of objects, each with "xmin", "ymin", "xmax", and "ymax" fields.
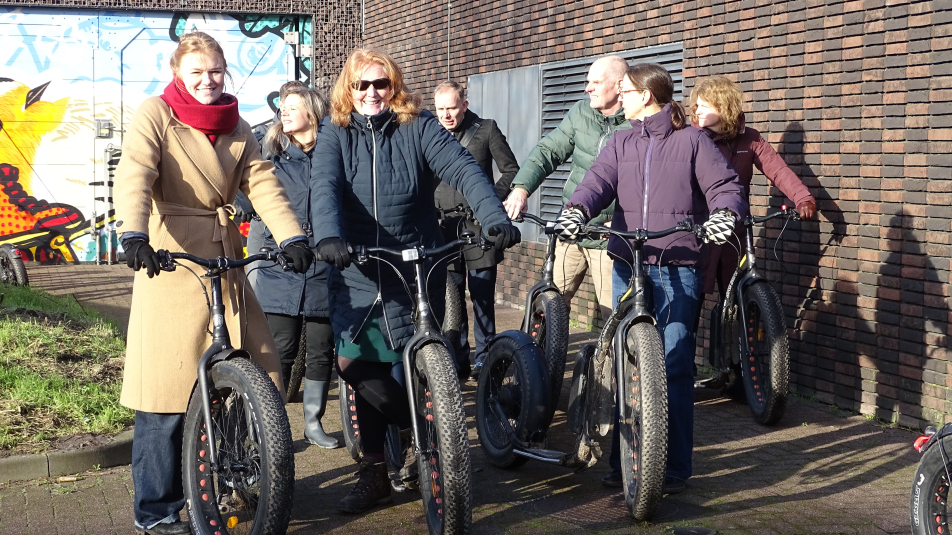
[{"xmin": 503, "ymin": 55, "xmax": 630, "ymax": 325}]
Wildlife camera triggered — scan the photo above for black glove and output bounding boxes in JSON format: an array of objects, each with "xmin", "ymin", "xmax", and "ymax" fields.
[
  {"xmin": 282, "ymin": 240, "xmax": 314, "ymax": 274},
  {"xmin": 234, "ymin": 209, "xmax": 257, "ymax": 224},
  {"xmin": 556, "ymin": 207, "xmax": 587, "ymax": 243},
  {"xmin": 701, "ymin": 209, "xmax": 737, "ymax": 245},
  {"xmin": 486, "ymin": 223, "xmax": 521, "ymax": 251},
  {"xmin": 122, "ymin": 237, "xmax": 161, "ymax": 278},
  {"xmin": 315, "ymin": 237, "xmax": 351, "ymax": 270}
]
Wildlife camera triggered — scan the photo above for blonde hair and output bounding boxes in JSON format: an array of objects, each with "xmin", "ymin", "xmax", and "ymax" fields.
[
  {"xmin": 330, "ymin": 48, "xmax": 422, "ymax": 127},
  {"xmin": 263, "ymin": 84, "xmax": 329, "ymax": 156},
  {"xmin": 170, "ymin": 31, "xmax": 231, "ymax": 83},
  {"xmin": 689, "ymin": 76, "xmax": 744, "ymax": 139}
]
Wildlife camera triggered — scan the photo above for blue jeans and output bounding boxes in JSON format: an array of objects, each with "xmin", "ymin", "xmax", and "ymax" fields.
[
  {"xmin": 132, "ymin": 411, "xmax": 186, "ymax": 528},
  {"xmin": 451, "ymin": 265, "xmax": 497, "ymax": 367},
  {"xmin": 608, "ymin": 261, "xmax": 699, "ymax": 482}
]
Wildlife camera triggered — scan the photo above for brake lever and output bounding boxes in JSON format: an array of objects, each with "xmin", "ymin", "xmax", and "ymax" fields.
[
  {"xmin": 274, "ymin": 252, "xmax": 294, "ymax": 272},
  {"xmin": 157, "ymin": 250, "xmax": 176, "ymax": 272}
]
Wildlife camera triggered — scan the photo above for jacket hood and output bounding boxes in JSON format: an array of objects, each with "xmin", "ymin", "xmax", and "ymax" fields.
[
  {"xmin": 629, "ymin": 103, "xmax": 678, "ymax": 140},
  {"xmin": 350, "ymin": 108, "xmax": 397, "ymax": 131}
]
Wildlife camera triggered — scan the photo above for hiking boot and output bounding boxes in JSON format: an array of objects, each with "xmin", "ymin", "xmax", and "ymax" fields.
[
  {"xmin": 601, "ymin": 470, "xmax": 623, "ymax": 488},
  {"xmin": 397, "ymin": 428, "xmax": 419, "ymax": 490},
  {"xmin": 663, "ymin": 476, "xmax": 686, "ymax": 495},
  {"xmin": 338, "ymin": 461, "xmax": 392, "ymax": 513}
]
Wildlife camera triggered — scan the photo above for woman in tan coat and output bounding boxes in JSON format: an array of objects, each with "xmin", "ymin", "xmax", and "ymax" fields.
[{"xmin": 113, "ymin": 32, "xmax": 312, "ymax": 535}]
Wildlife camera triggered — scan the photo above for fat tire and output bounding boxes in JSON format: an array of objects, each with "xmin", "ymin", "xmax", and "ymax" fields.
[
  {"xmin": 414, "ymin": 343, "xmax": 472, "ymax": 534},
  {"xmin": 911, "ymin": 435, "xmax": 952, "ymax": 535},
  {"xmin": 0, "ymin": 244, "xmax": 28, "ymax": 286},
  {"xmin": 721, "ymin": 304, "xmax": 745, "ymax": 401},
  {"xmin": 442, "ymin": 271, "xmax": 466, "ymax": 366},
  {"xmin": 475, "ymin": 332, "xmax": 549, "ymax": 469},
  {"xmin": 285, "ymin": 328, "xmax": 306, "ymax": 402},
  {"xmin": 739, "ymin": 281, "xmax": 789, "ymax": 425},
  {"xmin": 339, "ymin": 376, "xmax": 362, "ymax": 462},
  {"xmin": 183, "ymin": 357, "xmax": 293, "ymax": 535},
  {"xmin": 527, "ymin": 290, "xmax": 568, "ymax": 428},
  {"xmin": 620, "ymin": 322, "xmax": 667, "ymax": 521}
]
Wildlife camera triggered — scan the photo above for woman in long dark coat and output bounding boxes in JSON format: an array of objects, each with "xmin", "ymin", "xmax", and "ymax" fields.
[{"xmin": 310, "ymin": 48, "xmax": 520, "ymax": 514}]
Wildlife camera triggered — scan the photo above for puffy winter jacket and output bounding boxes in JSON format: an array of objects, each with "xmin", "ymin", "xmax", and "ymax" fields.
[
  {"xmin": 696, "ymin": 116, "xmax": 816, "ymax": 293},
  {"xmin": 246, "ymin": 141, "xmax": 330, "ymax": 317},
  {"xmin": 511, "ymin": 99, "xmax": 630, "ymax": 249},
  {"xmin": 310, "ymin": 109, "xmax": 509, "ymax": 351},
  {"xmin": 568, "ymin": 104, "xmax": 748, "ymax": 265}
]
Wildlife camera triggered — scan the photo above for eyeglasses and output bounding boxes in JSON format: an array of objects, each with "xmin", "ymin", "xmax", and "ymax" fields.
[
  {"xmin": 351, "ymin": 78, "xmax": 391, "ymax": 91},
  {"xmin": 619, "ymin": 88, "xmax": 647, "ymax": 97}
]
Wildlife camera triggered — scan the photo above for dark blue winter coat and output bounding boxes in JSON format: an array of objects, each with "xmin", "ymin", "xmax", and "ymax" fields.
[
  {"xmin": 247, "ymin": 141, "xmax": 330, "ymax": 317},
  {"xmin": 310, "ymin": 109, "xmax": 509, "ymax": 351}
]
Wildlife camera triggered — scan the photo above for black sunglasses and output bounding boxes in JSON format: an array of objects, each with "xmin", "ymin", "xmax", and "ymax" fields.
[{"xmin": 352, "ymin": 78, "xmax": 391, "ymax": 91}]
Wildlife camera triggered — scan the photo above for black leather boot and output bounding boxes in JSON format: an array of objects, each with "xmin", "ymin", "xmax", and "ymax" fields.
[
  {"xmin": 338, "ymin": 461, "xmax": 392, "ymax": 513},
  {"xmin": 303, "ymin": 379, "xmax": 341, "ymax": 448}
]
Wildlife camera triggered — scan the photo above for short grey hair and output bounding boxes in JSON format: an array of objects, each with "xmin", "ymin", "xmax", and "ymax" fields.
[{"xmin": 434, "ymin": 81, "xmax": 466, "ymax": 101}]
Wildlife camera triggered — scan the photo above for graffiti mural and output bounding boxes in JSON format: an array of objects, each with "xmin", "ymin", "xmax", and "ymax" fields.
[{"xmin": 0, "ymin": 7, "xmax": 309, "ymax": 262}]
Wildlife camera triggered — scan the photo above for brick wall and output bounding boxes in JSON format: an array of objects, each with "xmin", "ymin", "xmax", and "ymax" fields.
[{"xmin": 366, "ymin": 0, "xmax": 952, "ymax": 429}]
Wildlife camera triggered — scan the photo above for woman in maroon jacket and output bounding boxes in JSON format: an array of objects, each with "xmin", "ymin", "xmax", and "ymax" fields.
[
  {"xmin": 558, "ymin": 63, "xmax": 748, "ymax": 493},
  {"xmin": 690, "ymin": 76, "xmax": 816, "ymax": 295}
]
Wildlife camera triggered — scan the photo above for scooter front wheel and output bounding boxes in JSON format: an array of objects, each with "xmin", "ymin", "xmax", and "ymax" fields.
[
  {"xmin": 183, "ymin": 358, "xmax": 293, "ymax": 535},
  {"xmin": 475, "ymin": 331, "xmax": 549, "ymax": 469},
  {"xmin": 911, "ymin": 434, "xmax": 952, "ymax": 535},
  {"xmin": 620, "ymin": 322, "xmax": 667, "ymax": 521}
]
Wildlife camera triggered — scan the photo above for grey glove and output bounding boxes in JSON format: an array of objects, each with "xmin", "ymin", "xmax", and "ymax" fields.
[
  {"xmin": 701, "ymin": 209, "xmax": 737, "ymax": 245},
  {"xmin": 556, "ymin": 207, "xmax": 587, "ymax": 243}
]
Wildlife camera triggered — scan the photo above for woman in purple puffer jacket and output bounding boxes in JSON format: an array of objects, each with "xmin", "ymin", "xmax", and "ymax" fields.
[{"xmin": 558, "ymin": 63, "xmax": 748, "ymax": 493}]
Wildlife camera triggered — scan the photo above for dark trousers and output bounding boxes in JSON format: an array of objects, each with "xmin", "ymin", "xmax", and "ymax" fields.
[
  {"xmin": 266, "ymin": 313, "xmax": 334, "ymax": 385},
  {"xmin": 132, "ymin": 411, "xmax": 185, "ymax": 528},
  {"xmin": 336, "ymin": 356, "xmax": 412, "ymax": 457},
  {"xmin": 451, "ymin": 265, "xmax": 497, "ymax": 366}
]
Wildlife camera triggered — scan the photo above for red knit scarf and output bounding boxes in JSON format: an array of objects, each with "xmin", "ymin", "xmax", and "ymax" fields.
[{"xmin": 160, "ymin": 78, "xmax": 239, "ymax": 145}]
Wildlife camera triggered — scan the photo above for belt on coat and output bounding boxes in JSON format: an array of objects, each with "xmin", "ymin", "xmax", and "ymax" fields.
[
  {"xmin": 153, "ymin": 201, "xmax": 242, "ymax": 310},
  {"xmin": 154, "ymin": 201, "xmax": 239, "ymax": 260}
]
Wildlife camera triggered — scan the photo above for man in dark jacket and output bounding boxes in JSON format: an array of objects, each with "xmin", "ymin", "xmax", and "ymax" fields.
[{"xmin": 433, "ymin": 81, "xmax": 519, "ymax": 380}]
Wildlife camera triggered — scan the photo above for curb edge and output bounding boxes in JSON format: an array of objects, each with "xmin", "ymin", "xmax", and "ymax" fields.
[{"xmin": 0, "ymin": 429, "xmax": 134, "ymax": 484}]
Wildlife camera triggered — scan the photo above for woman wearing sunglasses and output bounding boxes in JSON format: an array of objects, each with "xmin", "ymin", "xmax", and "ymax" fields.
[{"xmin": 309, "ymin": 48, "xmax": 520, "ymax": 514}]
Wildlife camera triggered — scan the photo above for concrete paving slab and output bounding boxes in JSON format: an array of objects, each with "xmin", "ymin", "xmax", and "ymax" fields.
[{"xmin": 0, "ymin": 262, "xmax": 923, "ymax": 534}]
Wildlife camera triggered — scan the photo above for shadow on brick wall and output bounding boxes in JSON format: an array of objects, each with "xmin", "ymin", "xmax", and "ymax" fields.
[
  {"xmin": 778, "ymin": 122, "xmax": 847, "ymax": 405},
  {"xmin": 873, "ymin": 211, "xmax": 944, "ymax": 427}
]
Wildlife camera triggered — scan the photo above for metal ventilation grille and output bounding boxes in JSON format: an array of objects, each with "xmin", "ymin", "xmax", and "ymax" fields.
[{"xmin": 538, "ymin": 43, "xmax": 684, "ymax": 220}]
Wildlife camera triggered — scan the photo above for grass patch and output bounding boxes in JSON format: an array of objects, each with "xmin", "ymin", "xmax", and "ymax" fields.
[{"xmin": 0, "ymin": 283, "xmax": 132, "ymax": 456}]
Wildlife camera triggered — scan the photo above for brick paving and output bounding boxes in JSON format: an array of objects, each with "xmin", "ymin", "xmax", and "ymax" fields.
[{"xmin": 0, "ymin": 262, "xmax": 920, "ymax": 534}]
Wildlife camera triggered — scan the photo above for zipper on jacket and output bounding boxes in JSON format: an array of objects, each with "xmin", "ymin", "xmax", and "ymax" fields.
[
  {"xmin": 642, "ymin": 123, "xmax": 654, "ymax": 229},
  {"xmin": 352, "ymin": 115, "xmax": 397, "ymax": 348}
]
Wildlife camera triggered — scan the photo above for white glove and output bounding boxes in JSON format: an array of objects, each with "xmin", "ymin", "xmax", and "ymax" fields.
[
  {"xmin": 701, "ymin": 209, "xmax": 736, "ymax": 245},
  {"xmin": 556, "ymin": 207, "xmax": 587, "ymax": 243}
]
